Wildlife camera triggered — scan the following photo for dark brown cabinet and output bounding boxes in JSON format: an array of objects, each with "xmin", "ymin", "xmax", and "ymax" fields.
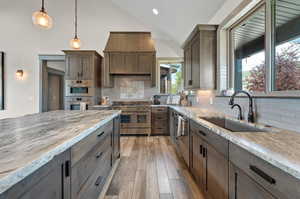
[
  {"xmin": 183, "ymin": 25, "xmax": 217, "ymax": 90},
  {"xmin": 229, "ymin": 163, "xmax": 277, "ymax": 199}
]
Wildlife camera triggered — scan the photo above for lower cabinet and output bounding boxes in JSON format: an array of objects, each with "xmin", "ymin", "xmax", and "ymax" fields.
[
  {"xmin": 189, "ymin": 120, "xmax": 228, "ymax": 199},
  {"xmin": 229, "ymin": 163, "xmax": 277, "ymax": 199},
  {"xmin": 1, "ymin": 150, "xmax": 71, "ymax": 199}
]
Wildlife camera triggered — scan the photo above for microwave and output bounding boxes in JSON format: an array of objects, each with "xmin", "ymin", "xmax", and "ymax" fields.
[{"xmin": 65, "ymin": 80, "xmax": 94, "ymax": 97}]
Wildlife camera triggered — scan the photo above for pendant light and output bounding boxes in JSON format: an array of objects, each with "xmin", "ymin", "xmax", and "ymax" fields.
[
  {"xmin": 70, "ymin": 0, "xmax": 81, "ymax": 49},
  {"xmin": 32, "ymin": 0, "xmax": 53, "ymax": 29}
]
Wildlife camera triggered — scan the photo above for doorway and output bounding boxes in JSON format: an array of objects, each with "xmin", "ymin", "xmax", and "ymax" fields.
[{"xmin": 39, "ymin": 55, "xmax": 66, "ymax": 112}]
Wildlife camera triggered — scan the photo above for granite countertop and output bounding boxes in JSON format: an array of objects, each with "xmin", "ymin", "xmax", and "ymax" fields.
[
  {"xmin": 169, "ymin": 106, "xmax": 300, "ymax": 181},
  {"xmin": 0, "ymin": 110, "xmax": 121, "ymax": 194}
]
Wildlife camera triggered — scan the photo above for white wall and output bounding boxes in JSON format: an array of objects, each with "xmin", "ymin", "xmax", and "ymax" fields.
[{"xmin": 0, "ymin": 0, "xmax": 182, "ymax": 119}]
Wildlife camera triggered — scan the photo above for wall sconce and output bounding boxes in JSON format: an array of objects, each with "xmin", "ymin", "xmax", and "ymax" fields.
[{"xmin": 16, "ymin": 69, "xmax": 24, "ymax": 79}]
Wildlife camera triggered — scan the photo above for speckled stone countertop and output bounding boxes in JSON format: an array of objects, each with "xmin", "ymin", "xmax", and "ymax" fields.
[
  {"xmin": 169, "ymin": 106, "xmax": 300, "ymax": 181},
  {"xmin": 0, "ymin": 110, "xmax": 121, "ymax": 194}
]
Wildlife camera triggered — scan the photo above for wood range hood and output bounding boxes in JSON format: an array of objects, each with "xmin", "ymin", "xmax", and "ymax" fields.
[{"xmin": 102, "ymin": 32, "xmax": 157, "ymax": 88}]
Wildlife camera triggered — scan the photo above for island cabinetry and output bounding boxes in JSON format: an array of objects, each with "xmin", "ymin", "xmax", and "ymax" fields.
[
  {"xmin": 0, "ymin": 150, "xmax": 71, "ymax": 199},
  {"xmin": 229, "ymin": 143, "xmax": 300, "ymax": 199},
  {"xmin": 189, "ymin": 120, "xmax": 229, "ymax": 199},
  {"xmin": 151, "ymin": 107, "xmax": 169, "ymax": 135},
  {"xmin": 112, "ymin": 115, "xmax": 121, "ymax": 165},
  {"xmin": 71, "ymin": 121, "xmax": 113, "ymax": 199}
]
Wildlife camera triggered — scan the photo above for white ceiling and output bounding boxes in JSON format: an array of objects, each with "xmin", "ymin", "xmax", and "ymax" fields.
[{"xmin": 111, "ymin": 0, "xmax": 226, "ymax": 45}]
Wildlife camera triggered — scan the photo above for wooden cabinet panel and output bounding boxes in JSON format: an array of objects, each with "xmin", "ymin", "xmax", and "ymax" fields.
[
  {"xmin": 65, "ymin": 55, "xmax": 82, "ymax": 80},
  {"xmin": 124, "ymin": 54, "xmax": 138, "ymax": 73},
  {"xmin": 138, "ymin": 54, "xmax": 152, "ymax": 74},
  {"xmin": 81, "ymin": 55, "xmax": 93, "ymax": 80},
  {"xmin": 229, "ymin": 163, "xmax": 277, "ymax": 199},
  {"xmin": 184, "ymin": 46, "xmax": 192, "ymax": 88},
  {"xmin": 191, "ymin": 35, "xmax": 200, "ymax": 88},
  {"xmin": 5, "ymin": 150, "xmax": 71, "ymax": 199},
  {"xmin": 110, "ymin": 53, "xmax": 125, "ymax": 74},
  {"xmin": 203, "ymin": 141, "xmax": 228, "ymax": 199},
  {"xmin": 182, "ymin": 25, "xmax": 217, "ymax": 90}
]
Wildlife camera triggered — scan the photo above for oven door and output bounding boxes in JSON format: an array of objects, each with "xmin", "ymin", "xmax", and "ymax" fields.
[
  {"xmin": 65, "ymin": 80, "xmax": 94, "ymax": 97},
  {"xmin": 120, "ymin": 111, "xmax": 151, "ymax": 128},
  {"xmin": 65, "ymin": 97, "xmax": 92, "ymax": 110}
]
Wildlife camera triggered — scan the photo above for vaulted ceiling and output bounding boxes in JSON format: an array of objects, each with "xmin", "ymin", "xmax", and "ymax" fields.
[{"xmin": 111, "ymin": 0, "xmax": 226, "ymax": 46}]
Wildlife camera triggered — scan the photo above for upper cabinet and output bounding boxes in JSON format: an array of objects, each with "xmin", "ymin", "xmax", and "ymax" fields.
[
  {"xmin": 103, "ymin": 32, "xmax": 157, "ymax": 88},
  {"xmin": 183, "ymin": 25, "xmax": 217, "ymax": 90},
  {"xmin": 63, "ymin": 50, "xmax": 102, "ymax": 84}
]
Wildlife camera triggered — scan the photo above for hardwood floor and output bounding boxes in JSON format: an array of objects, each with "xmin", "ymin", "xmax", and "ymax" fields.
[{"xmin": 104, "ymin": 136, "xmax": 205, "ymax": 199}]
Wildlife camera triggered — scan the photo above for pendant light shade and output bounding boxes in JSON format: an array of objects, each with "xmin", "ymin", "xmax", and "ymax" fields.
[
  {"xmin": 32, "ymin": 0, "xmax": 53, "ymax": 29},
  {"xmin": 70, "ymin": 0, "xmax": 81, "ymax": 49}
]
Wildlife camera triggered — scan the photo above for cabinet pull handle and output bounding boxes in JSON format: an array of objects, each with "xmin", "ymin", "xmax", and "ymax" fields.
[
  {"xmin": 249, "ymin": 165, "xmax": 276, "ymax": 185},
  {"xmin": 202, "ymin": 148, "xmax": 206, "ymax": 158},
  {"xmin": 65, "ymin": 160, "xmax": 70, "ymax": 177},
  {"xmin": 95, "ymin": 176, "xmax": 103, "ymax": 186},
  {"xmin": 97, "ymin": 131, "xmax": 105, "ymax": 137},
  {"xmin": 199, "ymin": 130, "xmax": 206, "ymax": 136},
  {"xmin": 200, "ymin": 145, "xmax": 203, "ymax": 154},
  {"xmin": 96, "ymin": 152, "xmax": 104, "ymax": 159}
]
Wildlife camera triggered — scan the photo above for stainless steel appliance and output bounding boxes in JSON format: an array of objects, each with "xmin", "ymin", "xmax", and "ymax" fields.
[
  {"xmin": 65, "ymin": 80, "xmax": 94, "ymax": 97},
  {"xmin": 112, "ymin": 101, "xmax": 151, "ymax": 135},
  {"xmin": 176, "ymin": 113, "xmax": 189, "ymax": 167},
  {"xmin": 65, "ymin": 97, "xmax": 93, "ymax": 110}
]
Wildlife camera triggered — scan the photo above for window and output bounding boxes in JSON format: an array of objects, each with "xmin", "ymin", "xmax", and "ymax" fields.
[
  {"xmin": 274, "ymin": 0, "xmax": 300, "ymax": 91},
  {"xmin": 159, "ymin": 61, "xmax": 183, "ymax": 94},
  {"xmin": 230, "ymin": 5, "xmax": 266, "ymax": 92},
  {"xmin": 228, "ymin": 0, "xmax": 300, "ymax": 95}
]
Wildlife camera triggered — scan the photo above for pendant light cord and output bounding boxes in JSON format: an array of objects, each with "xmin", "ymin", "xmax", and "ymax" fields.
[
  {"xmin": 41, "ymin": 0, "xmax": 45, "ymax": 12},
  {"xmin": 75, "ymin": 0, "xmax": 78, "ymax": 38}
]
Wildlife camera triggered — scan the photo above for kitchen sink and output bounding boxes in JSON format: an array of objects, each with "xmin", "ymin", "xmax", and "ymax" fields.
[{"xmin": 199, "ymin": 117, "xmax": 268, "ymax": 132}]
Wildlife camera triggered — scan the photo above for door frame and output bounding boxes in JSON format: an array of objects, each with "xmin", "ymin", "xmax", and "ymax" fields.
[{"xmin": 39, "ymin": 55, "xmax": 65, "ymax": 112}]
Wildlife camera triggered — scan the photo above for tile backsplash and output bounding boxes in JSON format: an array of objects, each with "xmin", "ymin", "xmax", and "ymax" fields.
[
  {"xmin": 102, "ymin": 76, "xmax": 159, "ymax": 101},
  {"xmin": 190, "ymin": 90, "xmax": 300, "ymax": 133}
]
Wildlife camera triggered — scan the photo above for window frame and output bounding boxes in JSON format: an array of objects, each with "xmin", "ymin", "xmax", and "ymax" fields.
[{"xmin": 225, "ymin": 0, "xmax": 300, "ymax": 97}]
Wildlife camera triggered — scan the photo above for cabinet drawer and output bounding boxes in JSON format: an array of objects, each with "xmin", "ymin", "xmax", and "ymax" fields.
[
  {"xmin": 190, "ymin": 120, "xmax": 228, "ymax": 158},
  {"xmin": 152, "ymin": 128, "xmax": 168, "ymax": 135},
  {"xmin": 75, "ymin": 148, "xmax": 112, "ymax": 199},
  {"xmin": 71, "ymin": 134, "xmax": 111, "ymax": 199},
  {"xmin": 229, "ymin": 143, "xmax": 300, "ymax": 199},
  {"xmin": 152, "ymin": 113, "xmax": 168, "ymax": 121},
  {"xmin": 71, "ymin": 121, "xmax": 113, "ymax": 166},
  {"xmin": 152, "ymin": 107, "xmax": 168, "ymax": 113}
]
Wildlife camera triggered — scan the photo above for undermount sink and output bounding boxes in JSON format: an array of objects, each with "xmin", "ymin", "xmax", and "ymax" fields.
[{"xmin": 199, "ymin": 117, "xmax": 268, "ymax": 132}]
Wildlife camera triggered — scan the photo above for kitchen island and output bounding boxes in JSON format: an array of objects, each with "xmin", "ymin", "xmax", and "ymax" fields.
[{"xmin": 0, "ymin": 110, "xmax": 121, "ymax": 199}]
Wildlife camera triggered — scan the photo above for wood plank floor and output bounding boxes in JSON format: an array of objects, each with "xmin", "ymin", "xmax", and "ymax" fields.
[{"xmin": 104, "ymin": 136, "xmax": 205, "ymax": 199}]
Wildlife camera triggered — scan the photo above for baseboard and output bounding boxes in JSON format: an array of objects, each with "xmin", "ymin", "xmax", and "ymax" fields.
[{"xmin": 97, "ymin": 158, "xmax": 120, "ymax": 199}]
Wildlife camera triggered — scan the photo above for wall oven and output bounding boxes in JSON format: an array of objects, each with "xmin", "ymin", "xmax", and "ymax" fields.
[
  {"xmin": 65, "ymin": 97, "xmax": 92, "ymax": 110},
  {"xmin": 65, "ymin": 80, "xmax": 94, "ymax": 97}
]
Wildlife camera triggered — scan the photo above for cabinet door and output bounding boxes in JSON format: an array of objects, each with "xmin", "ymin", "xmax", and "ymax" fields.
[
  {"xmin": 191, "ymin": 131, "xmax": 205, "ymax": 189},
  {"xmin": 18, "ymin": 150, "xmax": 71, "ymax": 199},
  {"xmin": 138, "ymin": 53, "xmax": 152, "ymax": 74},
  {"xmin": 191, "ymin": 35, "xmax": 200, "ymax": 89},
  {"xmin": 184, "ymin": 46, "xmax": 192, "ymax": 88},
  {"xmin": 229, "ymin": 163, "xmax": 277, "ymax": 199},
  {"xmin": 65, "ymin": 55, "xmax": 82, "ymax": 80},
  {"xmin": 81, "ymin": 55, "xmax": 93, "ymax": 80},
  {"xmin": 110, "ymin": 53, "xmax": 125, "ymax": 74},
  {"xmin": 203, "ymin": 142, "xmax": 228, "ymax": 199}
]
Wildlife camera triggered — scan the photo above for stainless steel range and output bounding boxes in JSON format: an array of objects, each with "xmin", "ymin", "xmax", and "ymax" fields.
[{"xmin": 112, "ymin": 101, "xmax": 151, "ymax": 135}]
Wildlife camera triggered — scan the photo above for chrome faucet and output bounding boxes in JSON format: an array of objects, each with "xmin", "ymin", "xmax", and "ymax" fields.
[
  {"xmin": 231, "ymin": 104, "xmax": 243, "ymax": 120},
  {"xmin": 229, "ymin": 90, "xmax": 255, "ymax": 123}
]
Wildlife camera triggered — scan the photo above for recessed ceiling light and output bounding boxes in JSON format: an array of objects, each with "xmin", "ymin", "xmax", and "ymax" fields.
[{"xmin": 152, "ymin": 8, "xmax": 159, "ymax": 15}]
